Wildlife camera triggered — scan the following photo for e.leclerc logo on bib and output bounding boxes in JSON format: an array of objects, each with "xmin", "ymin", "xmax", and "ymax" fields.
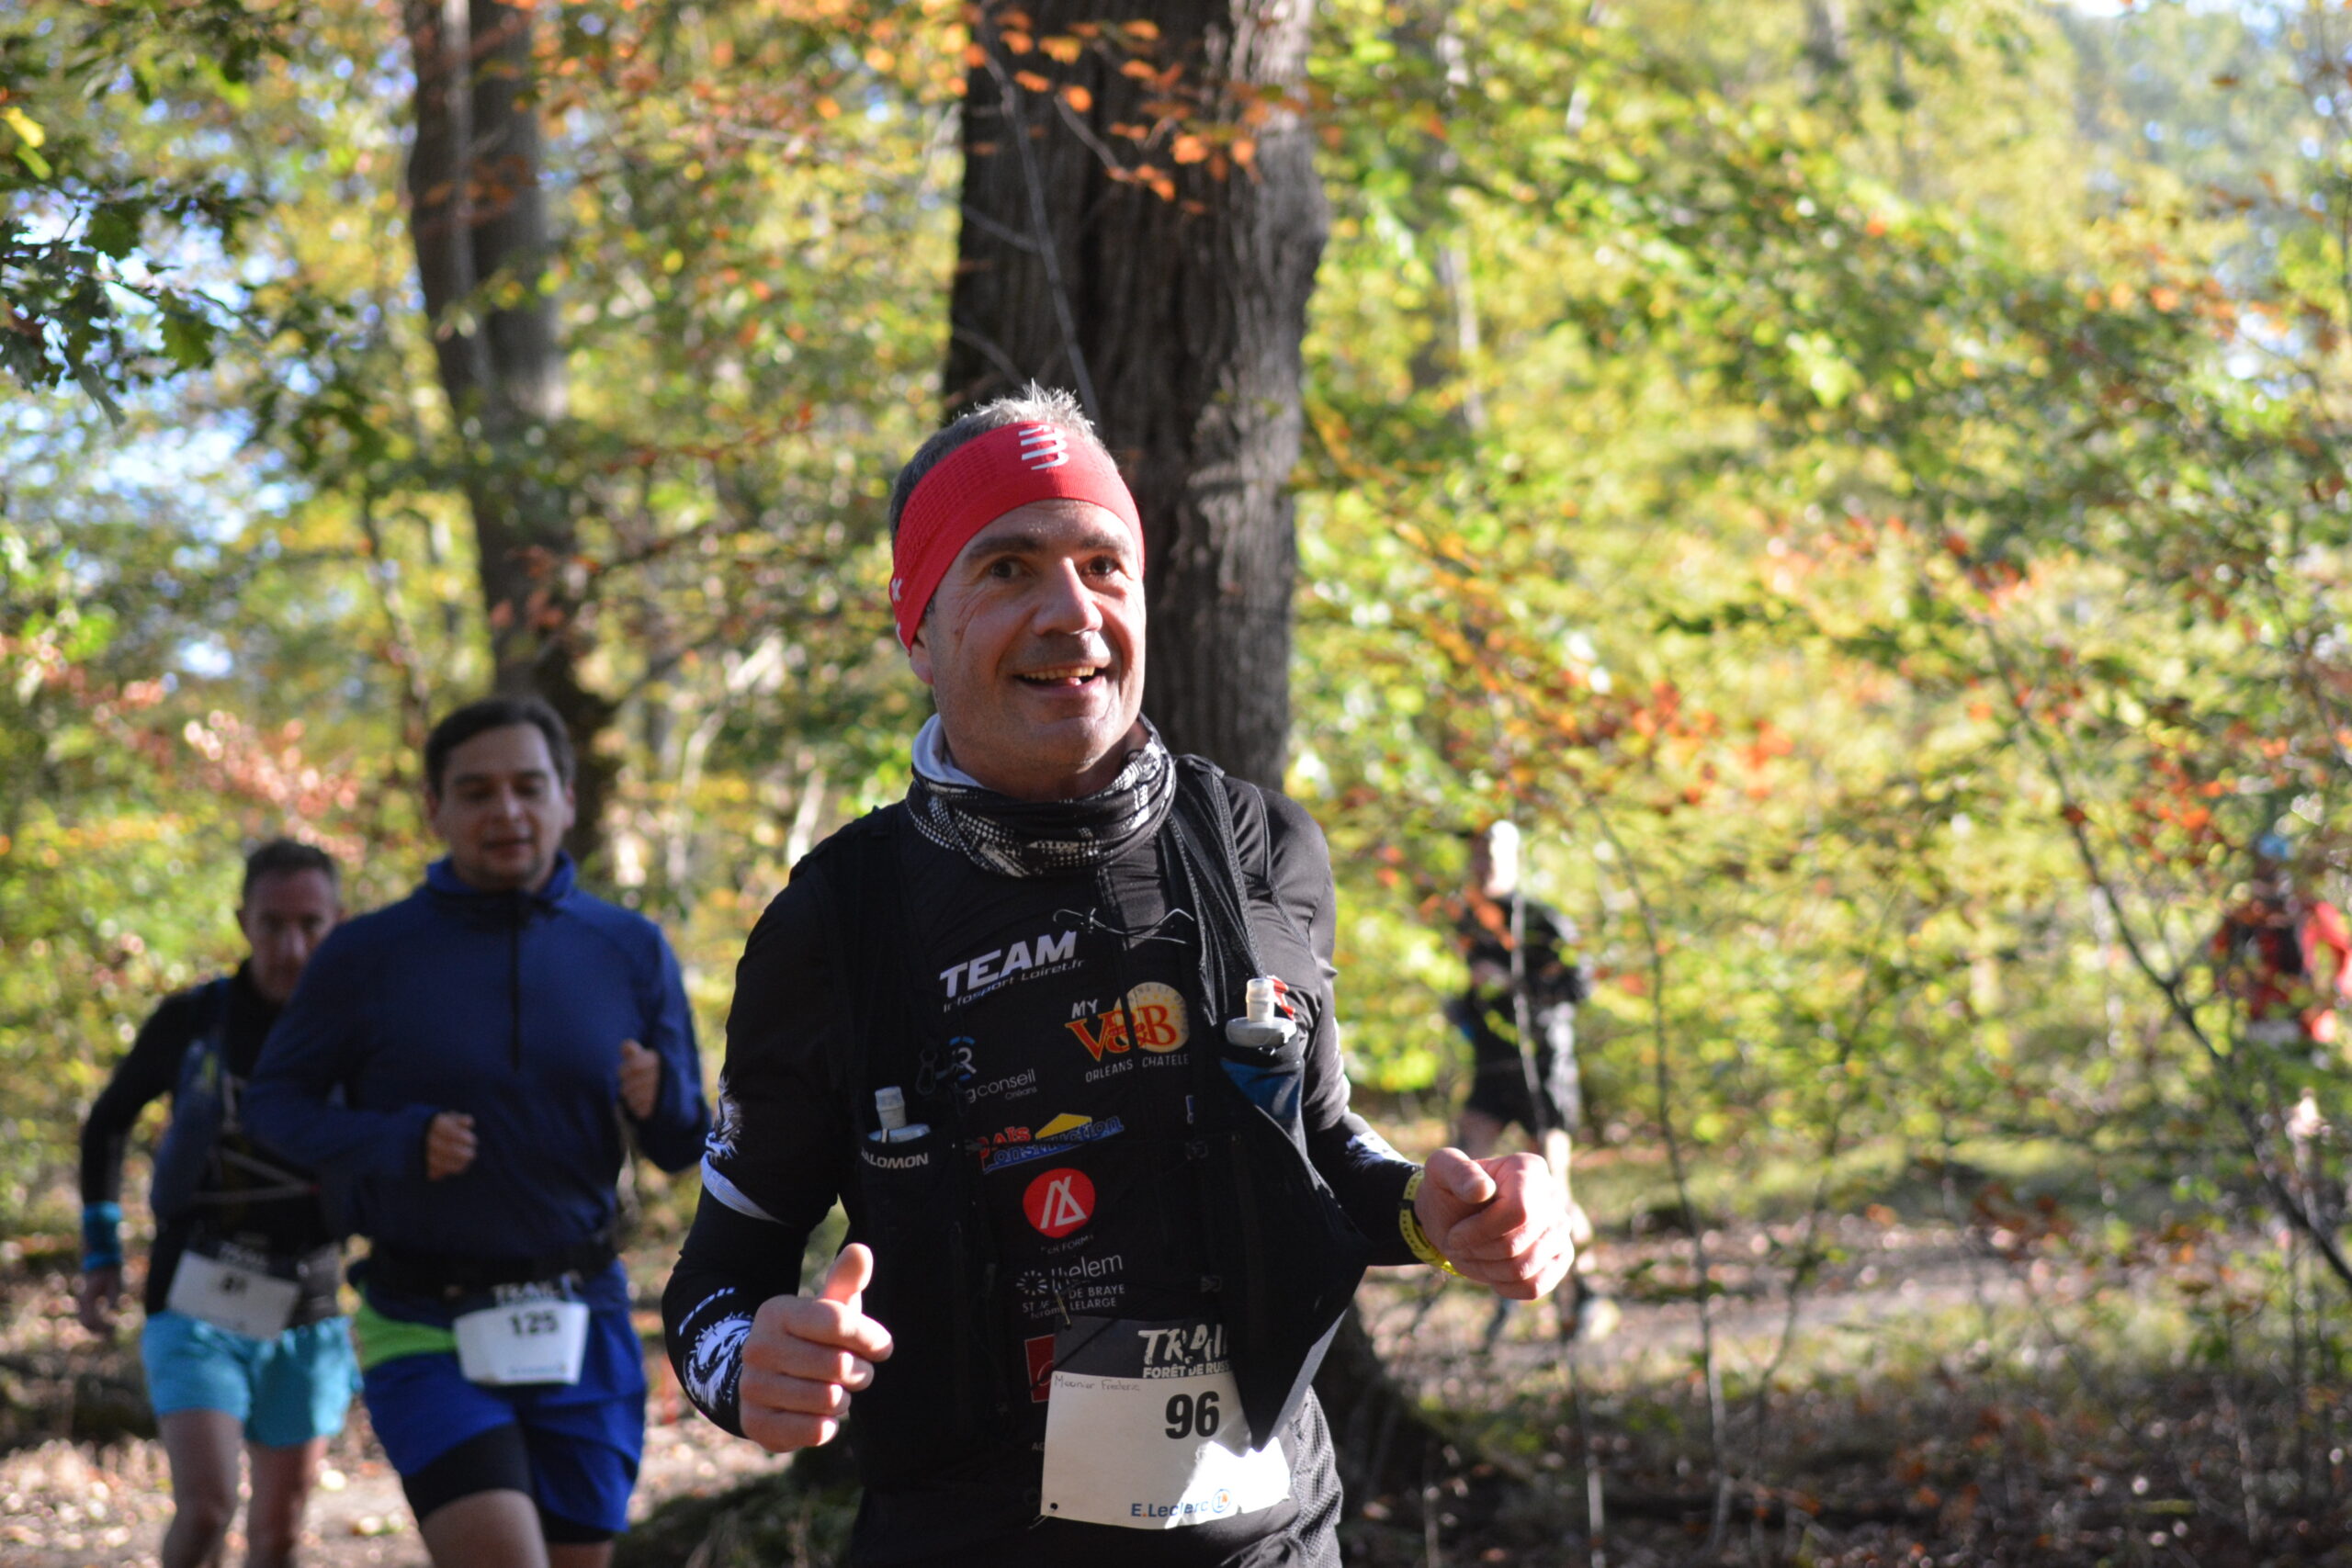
[{"xmin": 1023, "ymin": 1168, "xmax": 1095, "ymax": 1238}]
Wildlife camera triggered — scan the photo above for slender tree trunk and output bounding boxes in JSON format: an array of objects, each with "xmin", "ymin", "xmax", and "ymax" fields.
[
  {"xmin": 942, "ymin": 0, "xmax": 1325, "ymax": 788},
  {"xmin": 402, "ymin": 0, "xmax": 614, "ymax": 859}
]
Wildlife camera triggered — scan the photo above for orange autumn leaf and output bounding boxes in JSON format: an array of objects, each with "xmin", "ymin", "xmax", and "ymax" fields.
[
  {"xmin": 1170, "ymin": 133, "xmax": 1207, "ymax": 164},
  {"xmin": 1060, "ymin": 84, "xmax": 1093, "ymax": 111},
  {"xmin": 1001, "ymin": 28, "xmax": 1033, "ymax": 53},
  {"xmin": 1041, "ymin": 34, "xmax": 1082, "ymax": 63},
  {"xmin": 1013, "ymin": 69, "xmax": 1052, "ymax": 93}
]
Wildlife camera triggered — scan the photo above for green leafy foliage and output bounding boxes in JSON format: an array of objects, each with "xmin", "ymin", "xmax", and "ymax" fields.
[
  {"xmin": 3, "ymin": 15, "xmax": 2348, "ymax": 1516},
  {"xmin": 0, "ymin": 2, "xmax": 309, "ymax": 413}
]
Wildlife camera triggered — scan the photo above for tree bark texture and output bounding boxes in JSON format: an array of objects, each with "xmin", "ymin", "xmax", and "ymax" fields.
[
  {"xmin": 402, "ymin": 0, "xmax": 614, "ymax": 857},
  {"xmin": 943, "ymin": 0, "xmax": 1327, "ymax": 789},
  {"xmin": 944, "ymin": 0, "xmax": 1465, "ymax": 1500}
]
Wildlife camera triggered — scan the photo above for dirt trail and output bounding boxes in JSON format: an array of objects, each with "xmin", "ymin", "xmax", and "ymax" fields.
[
  {"xmin": 0, "ymin": 1409, "xmax": 786, "ymax": 1568},
  {"xmin": 0, "ymin": 1216, "xmax": 2021, "ymax": 1564},
  {"xmin": 0, "ymin": 1265, "xmax": 786, "ymax": 1568}
]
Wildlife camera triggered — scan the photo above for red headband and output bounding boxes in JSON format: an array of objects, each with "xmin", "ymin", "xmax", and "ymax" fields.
[{"xmin": 890, "ymin": 422, "xmax": 1143, "ymax": 650}]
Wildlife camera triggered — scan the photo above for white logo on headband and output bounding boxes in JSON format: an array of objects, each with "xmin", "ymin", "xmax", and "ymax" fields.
[{"xmin": 1017, "ymin": 424, "xmax": 1069, "ymax": 470}]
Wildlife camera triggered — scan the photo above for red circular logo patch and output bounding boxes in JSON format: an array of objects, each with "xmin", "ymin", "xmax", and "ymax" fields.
[{"xmin": 1023, "ymin": 1167, "xmax": 1096, "ymax": 1238}]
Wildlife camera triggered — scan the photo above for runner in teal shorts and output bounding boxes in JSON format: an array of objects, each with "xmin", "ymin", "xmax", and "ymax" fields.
[{"xmin": 79, "ymin": 840, "xmax": 357, "ymax": 1568}]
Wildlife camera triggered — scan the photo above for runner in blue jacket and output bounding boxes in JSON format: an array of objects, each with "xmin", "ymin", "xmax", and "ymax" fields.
[{"xmin": 249, "ymin": 695, "xmax": 708, "ymax": 1568}]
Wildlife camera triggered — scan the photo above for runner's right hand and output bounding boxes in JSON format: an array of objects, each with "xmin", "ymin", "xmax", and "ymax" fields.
[
  {"xmin": 74, "ymin": 1266, "xmax": 121, "ymax": 1336},
  {"xmin": 424, "ymin": 1111, "xmax": 478, "ymax": 1179},
  {"xmin": 740, "ymin": 1243, "xmax": 894, "ymax": 1453}
]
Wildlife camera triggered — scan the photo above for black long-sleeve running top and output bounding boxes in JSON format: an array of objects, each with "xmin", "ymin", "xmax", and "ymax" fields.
[
  {"xmin": 81, "ymin": 964, "xmax": 338, "ymax": 1318},
  {"xmin": 666, "ymin": 773, "xmax": 1419, "ymax": 1565}
]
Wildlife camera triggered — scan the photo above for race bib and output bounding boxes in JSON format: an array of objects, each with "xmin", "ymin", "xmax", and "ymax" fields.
[
  {"xmin": 165, "ymin": 1243, "xmax": 300, "ymax": 1341},
  {"xmin": 452, "ymin": 1284, "xmax": 590, "ymax": 1386},
  {"xmin": 1038, "ymin": 1315, "xmax": 1290, "ymax": 1530}
]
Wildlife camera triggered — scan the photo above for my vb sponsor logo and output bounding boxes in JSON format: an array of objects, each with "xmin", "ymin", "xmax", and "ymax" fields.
[{"xmin": 1065, "ymin": 982, "xmax": 1190, "ymax": 1062}]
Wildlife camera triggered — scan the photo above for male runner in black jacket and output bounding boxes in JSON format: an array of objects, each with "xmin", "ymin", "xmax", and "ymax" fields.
[
  {"xmin": 1451, "ymin": 819, "xmax": 1589, "ymax": 1166},
  {"xmin": 664, "ymin": 388, "xmax": 1573, "ymax": 1566},
  {"xmin": 79, "ymin": 839, "xmax": 352, "ymax": 1568}
]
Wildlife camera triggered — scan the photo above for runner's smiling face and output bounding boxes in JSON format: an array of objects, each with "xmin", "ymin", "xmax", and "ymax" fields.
[
  {"xmin": 910, "ymin": 498, "xmax": 1147, "ymax": 803},
  {"xmin": 426, "ymin": 723, "xmax": 577, "ymax": 893}
]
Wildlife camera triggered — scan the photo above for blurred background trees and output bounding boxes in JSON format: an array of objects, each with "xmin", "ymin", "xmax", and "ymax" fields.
[{"xmin": 6, "ymin": 0, "xmax": 2352, "ymax": 1551}]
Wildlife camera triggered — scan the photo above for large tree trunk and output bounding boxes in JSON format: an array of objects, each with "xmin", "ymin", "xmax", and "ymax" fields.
[
  {"xmin": 403, "ymin": 0, "xmax": 614, "ymax": 860},
  {"xmin": 944, "ymin": 0, "xmax": 1456, "ymax": 1507},
  {"xmin": 942, "ymin": 0, "xmax": 1324, "ymax": 788}
]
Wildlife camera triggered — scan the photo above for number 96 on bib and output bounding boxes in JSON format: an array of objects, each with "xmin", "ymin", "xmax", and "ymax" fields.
[{"xmin": 1037, "ymin": 1314, "xmax": 1290, "ymax": 1530}]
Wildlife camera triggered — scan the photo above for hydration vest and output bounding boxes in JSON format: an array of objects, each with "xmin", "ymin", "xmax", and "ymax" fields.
[
  {"xmin": 148, "ymin": 978, "xmax": 325, "ymax": 1231},
  {"xmin": 799, "ymin": 757, "xmax": 1370, "ymax": 1494}
]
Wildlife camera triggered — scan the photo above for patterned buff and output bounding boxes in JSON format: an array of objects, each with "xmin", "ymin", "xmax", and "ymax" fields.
[{"xmin": 908, "ymin": 722, "xmax": 1176, "ymax": 878}]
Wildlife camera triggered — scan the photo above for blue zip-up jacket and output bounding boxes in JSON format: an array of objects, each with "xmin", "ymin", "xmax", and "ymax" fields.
[{"xmin": 247, "ymin": 854, "xmax": 708, "ymax": 1266}]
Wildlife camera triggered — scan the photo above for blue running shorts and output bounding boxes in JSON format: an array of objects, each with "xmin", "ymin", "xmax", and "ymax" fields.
[
  {"xmin": 141, "ymin": 1311, "xmax": 359, "ymax": 1449},
  {"xmin": 361, "ymin": 1300, "xmax": 647, "ymax": 1537}
]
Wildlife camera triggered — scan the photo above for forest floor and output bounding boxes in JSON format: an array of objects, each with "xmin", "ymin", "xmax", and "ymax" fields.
[
  {"xmin": 1, "ymin": 1144, "xmax": 2346, "ymax": 1566},
  {"xmin": 0, "ymin": 1234, "xmax": 789, "ymax": 1568}
]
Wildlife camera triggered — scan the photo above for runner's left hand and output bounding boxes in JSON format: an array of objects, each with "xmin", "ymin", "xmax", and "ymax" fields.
[
  {"xmin": 75, "ymin": 1266, "xmax": 122, "ymax": 1337},
  {"xmin": 1414, "ymin": 1146, "xmax": 1575, "ymax": 1301},
  {"xmin": 619, "ymin": 1038, "xmax": 660, "ymax": 1121}
]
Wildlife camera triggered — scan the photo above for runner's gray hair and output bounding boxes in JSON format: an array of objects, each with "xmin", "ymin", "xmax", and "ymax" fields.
[{"xmin": 887, "ymin": 384, "xmax": 1110, "ymax": 538}]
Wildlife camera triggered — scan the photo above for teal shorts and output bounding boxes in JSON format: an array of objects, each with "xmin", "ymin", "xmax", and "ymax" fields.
[{"xmin": 141, "ymin": 1311, "xmax": 360, "ymax": 1449}]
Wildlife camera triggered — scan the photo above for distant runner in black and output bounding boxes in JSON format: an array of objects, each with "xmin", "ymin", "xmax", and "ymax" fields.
[
  {"xmin": 664, "ymin": 386, "xmax": 1577, "ymax": 1568},
  {"xmin": 78, "ymin": 839, "xmax": 355, "ymax": 1568},
  {"xmin": 1449, "ymin": 820, "xmax": 1589, "ymax": 1168},
  {"xmin": 1446, "ymin": 820, "xmax": 1611, "ymax": 1346}
]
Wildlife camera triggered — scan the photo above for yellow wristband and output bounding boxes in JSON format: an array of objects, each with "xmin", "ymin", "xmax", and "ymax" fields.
[{"xmin": 1399, "ymin": 1168, "xmax": 1463, "ymax": 1277}]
